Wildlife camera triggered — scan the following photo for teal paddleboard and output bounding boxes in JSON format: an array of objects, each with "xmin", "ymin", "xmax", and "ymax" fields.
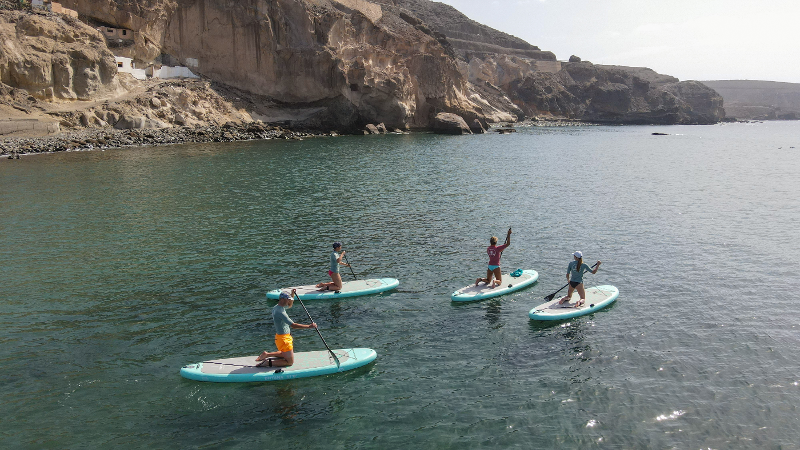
[
  {"xmin": 267, "ymin": 278, "xmax": 399, "ymax": 300},
  {"xmin": 451, "ymin": 269, "xmax": 539, "ymax": 302},
  {"xmin": 180, "ymin": 348, "xmax": 377, "ymax": 382},
  {"xmin": 528, "ymin": 285, "xmax": 619, "ymax": 320}
]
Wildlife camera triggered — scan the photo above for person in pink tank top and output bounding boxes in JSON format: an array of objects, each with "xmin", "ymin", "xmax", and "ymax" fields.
[{"xmin": 476, "ymin": 228, "xmax": 511, "ymax": 288}]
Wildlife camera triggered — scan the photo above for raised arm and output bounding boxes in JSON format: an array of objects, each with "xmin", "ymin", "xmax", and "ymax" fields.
[
  {"xmin": 336, "ymin": 250, "xmax": 350, "ymax": 267},
  {"xmin": 503, "ymin": 228, "xmax": 511, "ymax": 246}
]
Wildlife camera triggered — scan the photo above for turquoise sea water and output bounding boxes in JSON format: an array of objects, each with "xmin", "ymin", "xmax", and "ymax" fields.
[{"xmin": 2, "ymin": 122, "xmax": 799, "ymax": 448}]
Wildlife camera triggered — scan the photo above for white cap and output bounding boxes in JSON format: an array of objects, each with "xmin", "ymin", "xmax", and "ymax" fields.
[{"xmin": 573, "ymin": 251, "xmax": 583, "ymax": 258}]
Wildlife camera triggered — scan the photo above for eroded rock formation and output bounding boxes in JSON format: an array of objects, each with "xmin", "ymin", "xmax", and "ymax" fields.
[
  {"xmin": 389, "ymin": 1, "xmax": 724, "ymax": 125},
  {"xmin": 2, "ymin": 0, "xmax": 725, "ymax": 137},
  {"xmin": 0, "ymin": 11, "xmax": 120, "ymax": 100},
  {"xmin": 509, "ymin": 63, "xmax": 724, "ymax": 124},
  {"xmin": 701, "ymin": 80, "xmax": 800, "ymax": 120},
  {"xmin": 58, "ymin": 0, "xmax": 486, "ymax": 131}
]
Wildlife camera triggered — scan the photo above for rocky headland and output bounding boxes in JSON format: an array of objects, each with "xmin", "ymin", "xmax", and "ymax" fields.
[
  {"xmin": 701, "ymin": 80, "xmax": 800, "ymax": 121},
  {"xmin": 2, "ymin": 0, "xmax": 726, "ymax": 156}
]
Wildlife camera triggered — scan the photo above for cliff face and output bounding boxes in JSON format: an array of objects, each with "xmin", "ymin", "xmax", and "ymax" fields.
[
  {"xmin": 510, "ymin": 63, "xmax": 724, "ymax": 124},
  {"xmin": 4, "ymin": 0, "xmax": 725, "ymax": 132},
  {"xmin": 701, "ymin": 80, "xmax": 800, "ymax": 120},
  {"xmin": 0, "ymin": 11, "xmax": 119, "ymax": 100},
  {"xmin": 59, "ymin": 0, "xmax": 484, "ymax": 130},
  {"xmin": 387, "ymin": 1, "xmax": 724, "ymax": 125},
  {"xmin": 372, "ymin": 0, "xmax": 555, "ymax": 61}
]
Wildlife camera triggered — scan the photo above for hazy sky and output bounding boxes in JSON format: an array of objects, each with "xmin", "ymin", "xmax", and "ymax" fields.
[{"xmin": 437, "ymin": 0, "xmax": 800, "ymax": 83}]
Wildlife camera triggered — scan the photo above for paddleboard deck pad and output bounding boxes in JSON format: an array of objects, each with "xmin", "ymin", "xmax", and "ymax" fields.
[
  {"xmin": 451, "ymin": 269, "xmax": 539, "ymax": 302},
  {"xmin": 528, "ymin": 285, "xmax": 619, "ymax": 320},
  {"xmin": 180, "ymin": 348, "xmax": 377, "ymax": 382},
  {"xmin": 267, "ymin": 278, "xmax": 399, "ymax": 300}
]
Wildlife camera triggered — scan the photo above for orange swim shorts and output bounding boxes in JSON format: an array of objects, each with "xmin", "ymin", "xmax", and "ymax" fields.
[{"xmin": 275, "ymin": 334, "xmax": 294, "ymax": 352}]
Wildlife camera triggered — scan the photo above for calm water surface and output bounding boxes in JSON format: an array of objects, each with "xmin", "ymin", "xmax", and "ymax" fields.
[{"xmin": 1, "ymin": 122, "xmax": 799, "ymax": 448}]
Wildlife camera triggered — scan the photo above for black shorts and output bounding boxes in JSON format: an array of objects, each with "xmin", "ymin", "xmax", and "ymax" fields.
[{"xmin": 569, "ymin": 281, "xmax": 581, "ymax": 288}]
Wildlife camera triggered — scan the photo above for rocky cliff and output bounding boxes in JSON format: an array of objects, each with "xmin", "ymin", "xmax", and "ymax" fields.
[
  {"xmin": 58, "ymin": 0, "xmax": 486, "ymax": 131},
  {"xmin": 372, "ymin": 0, "xmax": 555, "ymax": 61},
  {"xmin": 384, "ymin": 1, "xmax": 724, "ymax": 125},
  {"xmin": 0, "ymin": 10, "xmax": 120, "ymax": 100},
  {"xmin": 701, "ymin": 80, "xmax": 800, "ymax": 120},
  {"xmin": 510, "ymin": 63, "xmax": 724, "ymax": 124},
  {"xmin": 2, "ymin": 0, "xmax": 725, "ymax": 139}
]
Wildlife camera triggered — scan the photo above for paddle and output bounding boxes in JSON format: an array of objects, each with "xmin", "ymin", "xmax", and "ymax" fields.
[
  {"xmin": 343, "ymin": 252, "xmax": 357, "ymax": 280},
  {"xmin": 293, "ymin": 291, "xmax": 340, "ymax": 368},
  {"xmin": 543, "ymin": 262, "xmax": 600, "ymax": 301}
]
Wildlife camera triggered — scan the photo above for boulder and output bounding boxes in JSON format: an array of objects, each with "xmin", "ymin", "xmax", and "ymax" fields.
[
  {"xmin": 145, "ymin": 118, "xmax": 169, "ymax": 129},
  {"xmin": 106, "ymin": 111, "xmax": 119, "ymax": 126},
  {"xmin": 114, "ymin": 114, "xmax": 146, "ymax": 129},
  {"xmin": 376, "ymin": 123, "xmax": 388, "ymax": 134},
  {"xmin": 569, "ymin": 55, "xmax": 582, "ymax": 62},
  {"xmin": 80, "ymin": 112, "xmax": 92, "ymax": 127},
  {"xmin": 365, "ymin": 124, "xmax": 380, "ymax": 134},
  {"xmin": 432, "ymin": 112, "xmax": 472, "ymax": 135}
]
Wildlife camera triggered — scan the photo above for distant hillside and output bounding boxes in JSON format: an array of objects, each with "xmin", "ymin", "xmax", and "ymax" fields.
[{"xmin": 701, "ymin": 80, "xmax": 800, "ymax": 120}]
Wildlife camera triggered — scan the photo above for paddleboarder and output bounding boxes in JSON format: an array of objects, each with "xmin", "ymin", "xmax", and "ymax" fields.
[
  {"xmin": 476, "ymin": 228, "xmax": 511, "ymax": 288},
  {"xmin": 558, "ymin": 251, "xmax": 601, "ymax": 307},
  {"xmin": 316, "ymin": 242, "xmax": 350, "ymax": 292},
  {"xmin": 256, "ymin": 289, "xmax": 317, "ymax": 367}
]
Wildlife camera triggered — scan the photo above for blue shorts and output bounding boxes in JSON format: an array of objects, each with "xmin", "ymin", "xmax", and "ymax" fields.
[{"xmin": 488, "ymin": 265, "xmax": 500, "ymax": 271}]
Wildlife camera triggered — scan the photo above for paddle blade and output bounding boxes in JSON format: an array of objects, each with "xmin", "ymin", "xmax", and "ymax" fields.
[{"xmin": 544, "ymin": 293, "xmax": 555, "ymax": 301}]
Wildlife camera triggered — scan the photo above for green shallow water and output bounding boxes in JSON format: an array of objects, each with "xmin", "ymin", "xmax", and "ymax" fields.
[{"xmin": 1, "ymin": 122, "xmax": 799, "ymax": 448}]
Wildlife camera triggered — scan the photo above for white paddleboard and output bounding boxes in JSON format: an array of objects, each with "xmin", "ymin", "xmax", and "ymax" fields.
[
  {"xmin": 180, "ymin": 348, "xmax": 377, "ymax": 382},
  {"xmin": 451, "ymin": 269, "xmax": 539, "ymax": 302},
  {"xmin": 266, "ymin": 278, "xmax": 399, "ymax": 300},
  {"xmin": 528, "ymin": 285, "xmax": 619, "ymax": 320}
]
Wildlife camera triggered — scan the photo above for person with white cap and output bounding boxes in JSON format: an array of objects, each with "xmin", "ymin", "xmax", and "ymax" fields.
[
  {"xmin": 255, "ymin": 289, "xmax": 317, "ymax": 367},
  {"xmin": 558, "ymin": 251, "xmax": 601, "ymax": 307},
  {"xmin": 316, "ymin": 242, "xmax": 350, "ymax": 292}
]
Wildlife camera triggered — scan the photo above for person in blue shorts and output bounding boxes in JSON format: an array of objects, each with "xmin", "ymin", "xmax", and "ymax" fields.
[
  {"xmin": 476, "ymin": 228, "xmax": 511, "ymax": 288},
  {"xmin": 559, "ymin": 251, "xmax": 601, "ymax": 307}
]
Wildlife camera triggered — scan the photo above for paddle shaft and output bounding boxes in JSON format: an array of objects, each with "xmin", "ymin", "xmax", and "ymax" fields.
[
  {"xmin": 343, "ymin": 253, "xmax": 357, "ymax": 280},
  {"xmin": 293, "ymin": 292, "xmax": 341, "ymax": 368},
  {"xmin": 544, "ymin": 262, "xmax": 600, "ymax": 301}
]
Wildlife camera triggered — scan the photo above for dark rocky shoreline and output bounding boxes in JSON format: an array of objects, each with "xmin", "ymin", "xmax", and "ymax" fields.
[
  {"xmin": 1, "ymin": 117, "xmax": 598, "ymax": 158},
  {"xmin": 0, "ymin": 122, "xmax": 322, "ymax": 157}
]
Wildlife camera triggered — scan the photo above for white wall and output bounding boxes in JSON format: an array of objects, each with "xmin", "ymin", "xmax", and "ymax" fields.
[
  {"xmin": 115, "ymin": 57, "xmax": 147, "ymax": 80},
  {"xmin": 152, "ymin": 66, "xmax": 198, "ymax": 79},
  {"xmin": 115, "ymin": 57, "xmax": 198, "ymax": 80}
]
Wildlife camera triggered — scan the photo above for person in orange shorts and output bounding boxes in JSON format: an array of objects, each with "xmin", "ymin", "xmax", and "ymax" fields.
[{"xmin": 255, "ymin": 289, "xmax": 317, "ymax": 367}]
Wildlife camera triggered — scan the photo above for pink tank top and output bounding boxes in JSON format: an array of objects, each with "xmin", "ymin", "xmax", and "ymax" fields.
[{"xmin": 487, "ymin": 244, "xmax": 508, "ymax": 266}]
